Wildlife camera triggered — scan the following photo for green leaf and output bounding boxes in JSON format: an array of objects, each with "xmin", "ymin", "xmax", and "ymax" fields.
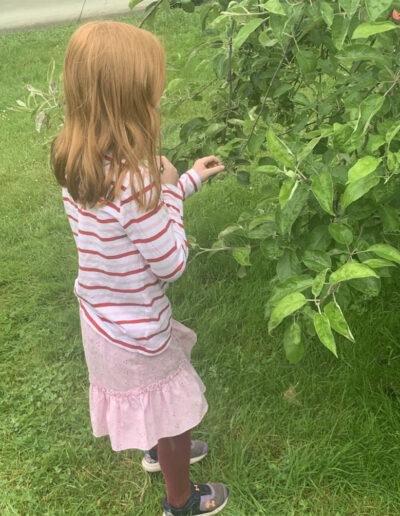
[
  {"xmin": 254, "ymin": 165, "xmax": 280, "ymax": 174},
  {"xmin": 312, "ymin": 268, "xmax": 328, "ymax": 297},
  {"xmin": 213, "ymin": 53, "xmax": 228, "ymax": 78},
  {"xmin": 270, "ymin": 12, "xmax": 286, "ymax": 41},
  {"xmin": 179, "ymin": 117, "xmax": 207, "ymax": 141},
  {"xmin": 314, "ymin": 313, "xmax": 338, "ymax": 357},
  {"xmin": 311, "ymin": 171, "xmax": 334, "ymax": 216},
  {"xmin": 362, "ymin": 258, "xmax": 397, "ymax": 268},
  {"xmin": 283, "ymin": 322, "xmax": 304, "ymax": 364},
  {"xmin": 329, "ymin": 261, "xmax": 378, "ymax": 284},
  {"xmin": 258, "ymin": 30, "xmax": 278, "ymax": 47},
  {"xmin": 232, "ymin": 246, "xmax": 251, "ymax": 266},
  {"xmin": 205, "ymin": 123, "xmax": 226, "ymax": 136},
  {"xmin": 352, "ymin": 21, "xmax": 398, "ymax": 39},
  {"xmin": 297, "ymin": 137, "xmax": 321, "ymax": 164},
  {"xmin": 333, "ymin": 123, "xmax": 354, "ymax": 153},
  {"xmin": 304, "ymin": 225, "xmax": 332, "ymax": 251},
  {"xmin": 328, "ymin": 223, "xmax": 353, "ymax": 245},
  {"xmin": 387, "ymin": 151, "xmax": 397, "ymax": 172},
  {"xmin": 276, "ymin": 249, "xmax": 302, "ymax": 282},
  {"xmin": 261, "ymin": 238, "xmax": 282, "ymax": 260},
  {"xmin": 365, "ymin": 133, "xmax": 385, "ymax": 154},
  {"xmin": 365, "ymin": 0, "xmax": 392, "ymax": 21},
  {"xmin": 347, "ymin": 156, "xmax": 381, "ymax": 183},
  {"xmin": 247, "ymin": 222, "xmax": 276, "ymax": 240},
  {"xmin": 248, "ymin": 213, "xmax": 275, "ymax": 231},
  {"xmin": 266, "ymin": 128, "xmax": 295, "ymax": 168},
  {"xmin": 319, "ymin": 1, "xmax": 334, "ymax": 27},
  {"xmin": 181, "ymin": 0, "xmax": 195, "ymax": 13},
  {"xmin": 324, "ymin": 302, "xmax": 354, "ymax": 342},
  {"xmin": 279, "ymin": 179, "xmax": 296, "ymax": 208},
  {"xmin": 354, "ymin": 95, "xmax": 385, "ymax": 137},
  {"xmin": 237, "ymin": 170, "xmax": 250, "ymax": 185},
  {"xmin": 340, "ymin": 174, "xmax": 380, "ymax": 211},
  {"xmin": 349, "ymin": 276, "xmax": 381, "ymax": 296},
  {"xmin": 248, "ymin": 132, "xmax": 265, "ymax": 154},
  {"xmin": 302, "ymin": 250, "xmax": 331, "ymax": 272},
  {"xmin": 373, "ymin": 180, "xmax": 398, "ymax": 204},
  {"xmin": 378, "ymin": 205, "xmax": 400, "ymax": 231},
  {"xmin": 339, "ymin": 0, "xmax": 360, "ymax": 16},
  {"xmin": 268, "ymin": 293, "xmax": 307, "ymax": 332},
  {"xmin": 218, "ymin": 224, "xmax": 243, "ymax": 239},
  {"xmin": 332, "ymin": 15, "xmax": 350, "ymax": 50},
  {"xmin": 295, "ymin": 49, "xmax": 318, "ymax": 74},
  {"xmin": 367, "ymin": 243, "xmax": 400, "ymax": 264},
  {"xmin": 261, "ymin": 0, "xmax": 286, "ymax": 15},
  {"xmin": 233, "ymin": 18, "xmax": 266, "ymax": 50},
  {"xmin": 337, "ymin": 45, "xmax": 388, "ymax": 65},
  {"xmin": 269, "ymin": 275, "xmax": 313, "ymax": 305},
  {"xmin": 386, "ymin": 122, "xmax": 400, "ymax": 148},
  {"xmin": 275, "ymin": 184, "xmax": 309, "ymax": 236}
]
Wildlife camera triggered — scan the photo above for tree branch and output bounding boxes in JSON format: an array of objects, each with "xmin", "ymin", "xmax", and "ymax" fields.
[
  {"xmin": 222, "ymin": 20, "xmax": 235, "ymax": 144},
  {"xmin": 239, "ymin": 12, "xmax": 305, "ymax": 154},
  {"xmin": 139, "ymin": 0, "xmax": 164, "ymax": 28}
]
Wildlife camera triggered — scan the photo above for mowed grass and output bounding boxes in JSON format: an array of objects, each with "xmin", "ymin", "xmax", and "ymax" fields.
[{"xmin": 1, "ymin": 8, "xmax": 400, "ymax": 515}]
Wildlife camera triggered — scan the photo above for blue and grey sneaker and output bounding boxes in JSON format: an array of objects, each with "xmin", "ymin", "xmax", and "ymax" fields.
[
  {"xmin": 142, "ymin": 440, "xmax": 210, "ymax": 473},
  {"xmin": 162, "ymin": 481, "xmax": 228, "ymax": 515}
]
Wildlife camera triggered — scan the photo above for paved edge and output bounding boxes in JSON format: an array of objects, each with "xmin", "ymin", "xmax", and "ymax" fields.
[{"xmin": 0, "ymin": 3, "xmax": 151, "ymax": 34}]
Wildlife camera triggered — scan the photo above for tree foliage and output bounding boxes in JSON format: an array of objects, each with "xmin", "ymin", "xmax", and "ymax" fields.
[{"xmin": 162, "ymin": 0, "xmax": 400, "ymax": 361}]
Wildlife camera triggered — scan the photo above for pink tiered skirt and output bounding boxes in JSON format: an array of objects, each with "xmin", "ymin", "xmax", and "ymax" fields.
[{"xmin": 80, "ymin": 313, "xmax": 208, "ymax": 451}]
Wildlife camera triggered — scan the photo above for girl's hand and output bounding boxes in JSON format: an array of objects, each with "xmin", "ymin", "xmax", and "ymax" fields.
[
  {"xmin": 192, "ymin": 156, "xmax": 225, "ymax": 182},
  {"xmin": 160, "ymin": 156, "xmax": 178, "ymax": 186}
]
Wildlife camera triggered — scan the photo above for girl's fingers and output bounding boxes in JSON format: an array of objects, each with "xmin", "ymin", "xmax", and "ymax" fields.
[
  {"xmin": 205, "ymin": 164, "xmax": 225, "ymax": 176},
  {"xmin": 204, "ymin": 156, "xmax": 223, "ymax": 168}
]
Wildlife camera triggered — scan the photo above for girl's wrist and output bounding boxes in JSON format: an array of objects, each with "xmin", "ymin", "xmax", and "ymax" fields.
[{"xmin": 186, "ymin": 168, "xmax": 203, "ymax": 189}]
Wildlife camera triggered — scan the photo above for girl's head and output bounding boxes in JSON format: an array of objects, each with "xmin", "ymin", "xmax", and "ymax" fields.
[{"xmin": 51, "ymin": 21, "xmax": 166, "ymax": 209}]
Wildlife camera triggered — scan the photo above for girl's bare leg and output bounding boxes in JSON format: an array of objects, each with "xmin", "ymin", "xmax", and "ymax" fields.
[{"xmin": 157, "ymin": 429, "xmax": 192, "ymax": 508}]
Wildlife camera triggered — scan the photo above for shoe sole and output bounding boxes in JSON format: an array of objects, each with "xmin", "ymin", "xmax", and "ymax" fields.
[
  {"xmin": 142, "ymin": 452, "xmax": 208, "ymax": 473},
  {"xmin": 162, "ymin": 495, "xmax": 228, "ymax": 515}
]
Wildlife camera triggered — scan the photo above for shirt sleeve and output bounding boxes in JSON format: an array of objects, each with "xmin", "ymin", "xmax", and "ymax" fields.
[
  {"xmin": 121, "ymin": 183, "xmax": 189, "ymax": 283},
  {"xmin": 176, "ymin": 169, "xmax": 202, "ymax": 200},
  {"xmin": 62, "ymin": 189, "xmax": 79, "ymax": 245}
]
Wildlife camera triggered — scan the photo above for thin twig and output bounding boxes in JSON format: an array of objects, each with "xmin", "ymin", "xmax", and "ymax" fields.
[
  {"xmin": 222, "ymin": 20, "xmax": 235, "ymax": 144},
  {"xmin": 240, "ymin": 13, "xmax": 305, "ymax": 154},
  {"xmin": 77, "ymin": 0, "xmax": 87, "ymax": 24},
  {"xmin": 139, "ymin": 0, "xmax": 164, "ymax": 28},
  {"xmin": 239, "ymin": 42, "xmax": 292, "ymax": 153}
]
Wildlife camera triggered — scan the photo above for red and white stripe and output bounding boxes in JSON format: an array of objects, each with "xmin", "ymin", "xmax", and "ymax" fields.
[{"xmin": 63, "ymin": 165, "xmax": 201, "ymax": 355}]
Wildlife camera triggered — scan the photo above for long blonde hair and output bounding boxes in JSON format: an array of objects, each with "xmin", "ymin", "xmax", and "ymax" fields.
[{"xmin": 51, "ymin": 21, "xmax": 165, "ymax": 210}]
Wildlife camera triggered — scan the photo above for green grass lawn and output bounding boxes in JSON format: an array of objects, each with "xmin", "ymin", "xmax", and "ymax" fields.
[{"xmin": 1, "ymin": 8, "xmax": 400, "ymax": 516}]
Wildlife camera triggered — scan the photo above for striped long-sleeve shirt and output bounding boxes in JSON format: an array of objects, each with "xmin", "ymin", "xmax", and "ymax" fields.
[{"xmin": 63, "ymin": 163, "xmax": 202, "ymax": 356}]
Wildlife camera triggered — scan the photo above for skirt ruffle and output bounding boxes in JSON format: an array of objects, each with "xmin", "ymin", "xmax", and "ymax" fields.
[{"xmin": 80, "ymin": 314, "xmax": 208, "ymax": 451}]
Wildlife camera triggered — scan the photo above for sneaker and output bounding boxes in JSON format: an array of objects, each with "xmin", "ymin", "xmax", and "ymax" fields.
[
  {"xmin": 162, "ymin": 481, "xmax": 228, "ymax": 515},
  {"xmin": 142, "ymin": 440, "xmax": 210, "ymax": 473}
]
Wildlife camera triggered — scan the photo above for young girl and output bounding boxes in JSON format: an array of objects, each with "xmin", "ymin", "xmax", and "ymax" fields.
[{"xmin": 51, "ymin": 20, "xmax": 228, "ymax": 516}]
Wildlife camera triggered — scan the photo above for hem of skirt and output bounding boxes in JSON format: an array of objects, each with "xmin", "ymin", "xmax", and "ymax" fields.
[
  {"xmin": 87, "ymin": 362, "xmax": 208, "ymax": 451},
  {"xmin": 92, "ymin": 403, "xmax": 209, "ymax": 452}
]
